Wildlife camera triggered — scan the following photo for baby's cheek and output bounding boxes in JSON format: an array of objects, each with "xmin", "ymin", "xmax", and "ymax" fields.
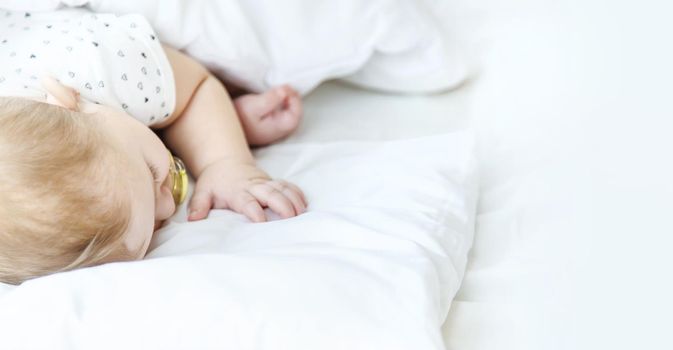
[
  {"xmin": 153, "ymin": 219, "xmax": 163, "ymax": 231},
  {"xmin": 154, "ymin": 186, "xmax": 177, "ymax": 221}
]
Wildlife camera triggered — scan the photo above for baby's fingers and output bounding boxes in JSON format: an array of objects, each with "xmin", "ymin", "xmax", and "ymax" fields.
[
  {"xmin": 188, "ymin": 189, "xmax": 213, "ymax": 221},
  {"xmin": 249, "ymin": 184, "xmax": 296, "ymax": 219},
  {"xmin": 285, "ymin": 181, "xmax": 307, "ymax": 207},
  {"xmin": 229, "ymin": 190, "xmax": 266, "ymax": 223},
  {"xmin": 268, "ymin": 180, "xmax": 306, "ymax": 215}
]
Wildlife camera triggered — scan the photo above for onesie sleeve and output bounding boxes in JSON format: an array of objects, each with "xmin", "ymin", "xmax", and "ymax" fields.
[
  {"xmin": 91, "ymin": 13, "xmax": 176, "ymax": 126},
  {"xmin": 0, "ymin": 10, "xmax": 176, "ymax": 127}
]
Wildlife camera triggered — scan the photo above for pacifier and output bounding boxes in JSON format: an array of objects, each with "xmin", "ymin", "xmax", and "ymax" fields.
[{"xmin": 168, "ymin": 153, "xmax": 188, "ymax": 206}]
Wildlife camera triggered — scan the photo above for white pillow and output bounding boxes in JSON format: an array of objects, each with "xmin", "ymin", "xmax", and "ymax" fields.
[
  {"xmin": 0, "ymin": 132, "xmax": 477, "ymax": 350},
  {"xmin": 0, "ymin": 0, "xmax": 469, "ymax": 94}
]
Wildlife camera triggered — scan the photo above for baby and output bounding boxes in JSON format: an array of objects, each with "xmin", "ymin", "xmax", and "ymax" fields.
[{"xmin": 0, "ymin": 10, "xmax": 306, "ymax": 284}]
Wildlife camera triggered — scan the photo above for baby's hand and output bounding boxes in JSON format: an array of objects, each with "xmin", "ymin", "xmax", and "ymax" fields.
[{"xmin": 187, "ymin": 159, "xmax": 307, "ymax": 222}]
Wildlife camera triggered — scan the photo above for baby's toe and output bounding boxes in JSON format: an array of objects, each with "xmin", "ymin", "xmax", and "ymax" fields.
[
  {"xmin": 269, "ymin": 85, "xmax": 291, "ymax": 101},
  {"xmin": 270, "ymin": 108, "xmax": 301, "ymax": 133},
  {"xmin": 285, "ymin": 90, "xmax": 303, "ymax": 118}
]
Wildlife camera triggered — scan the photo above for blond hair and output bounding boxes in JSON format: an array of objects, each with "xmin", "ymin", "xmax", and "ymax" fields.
[{"xmin": 0, "ymin": 97, "xmax": 134, "ymax": 284}]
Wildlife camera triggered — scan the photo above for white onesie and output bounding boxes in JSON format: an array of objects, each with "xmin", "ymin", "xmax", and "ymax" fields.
[{"xmin": 0, "ymin": 8, "xmax": 175, "ymax": 126}]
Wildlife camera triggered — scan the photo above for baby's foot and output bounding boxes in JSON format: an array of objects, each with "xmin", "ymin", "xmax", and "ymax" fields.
[{"xmin": 233, "ymin": 85, "xmax": 303, "ymax": 146}]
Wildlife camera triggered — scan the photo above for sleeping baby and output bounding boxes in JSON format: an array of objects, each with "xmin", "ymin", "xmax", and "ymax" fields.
[{"xmin": 0, "ymin": 10, "xmax": 307, "ymax": 284}]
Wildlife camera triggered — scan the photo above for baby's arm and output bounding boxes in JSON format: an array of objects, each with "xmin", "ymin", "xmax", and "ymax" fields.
[{"xmin": 155, "ymin": 46, "xmax": 306, "ymax": 222}]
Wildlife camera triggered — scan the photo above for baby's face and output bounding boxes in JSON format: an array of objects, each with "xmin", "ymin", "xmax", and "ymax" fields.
[
  {"xmin": 41, "ymin": 79, "xmax": 177, "ymax": 259},
  {"xmin": 96, "ymin": 105, "xmax": 178, "ymax": 258}
]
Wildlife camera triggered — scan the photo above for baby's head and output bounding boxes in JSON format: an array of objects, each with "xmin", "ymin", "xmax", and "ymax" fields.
[{"xmin": 0, "ymin": 97, "xmax": 178, "ymax": 284}]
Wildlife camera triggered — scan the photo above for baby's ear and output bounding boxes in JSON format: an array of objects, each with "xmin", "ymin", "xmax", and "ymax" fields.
[{"xmin": 40, "ymin": 76, "xmax": 80, "ymax": 111}]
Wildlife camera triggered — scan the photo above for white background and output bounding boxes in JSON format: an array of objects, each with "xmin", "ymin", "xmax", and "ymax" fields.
[{"xmin": 444, "ymin": 0, "xmax": 673, "ymax": 348}]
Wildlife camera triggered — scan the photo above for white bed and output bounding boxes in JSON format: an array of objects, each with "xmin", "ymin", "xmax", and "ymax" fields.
[
  {"xmin": 1, "ymin": 0, "xmax": 671, "ymax": 348},
  {"xmin": 0, "ymin": 78, "xmax": 477, "ymax": 349},
  {"xmin": 0, "ymin": 1, "xmax": 481, "ymax": 348}
]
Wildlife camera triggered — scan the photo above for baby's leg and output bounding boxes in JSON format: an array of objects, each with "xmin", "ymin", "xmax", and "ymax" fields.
[{"xmin": 233, "ymin": 85, "xmax": 302, "ymax": 146}]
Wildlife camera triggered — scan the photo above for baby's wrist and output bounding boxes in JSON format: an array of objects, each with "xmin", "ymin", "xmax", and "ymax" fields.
[
  {"xmin": 192, "ymin": 155, "xmax": 257, "ymax": 178},
  {"xmin": 181, "ymin": 147, "xmax": 250, "ymax": 174}
]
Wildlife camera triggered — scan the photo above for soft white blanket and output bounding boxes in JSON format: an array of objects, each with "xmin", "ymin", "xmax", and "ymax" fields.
[{"xmin": 0, "ymin": 0, "xmax": 468, "ymax": 94}]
